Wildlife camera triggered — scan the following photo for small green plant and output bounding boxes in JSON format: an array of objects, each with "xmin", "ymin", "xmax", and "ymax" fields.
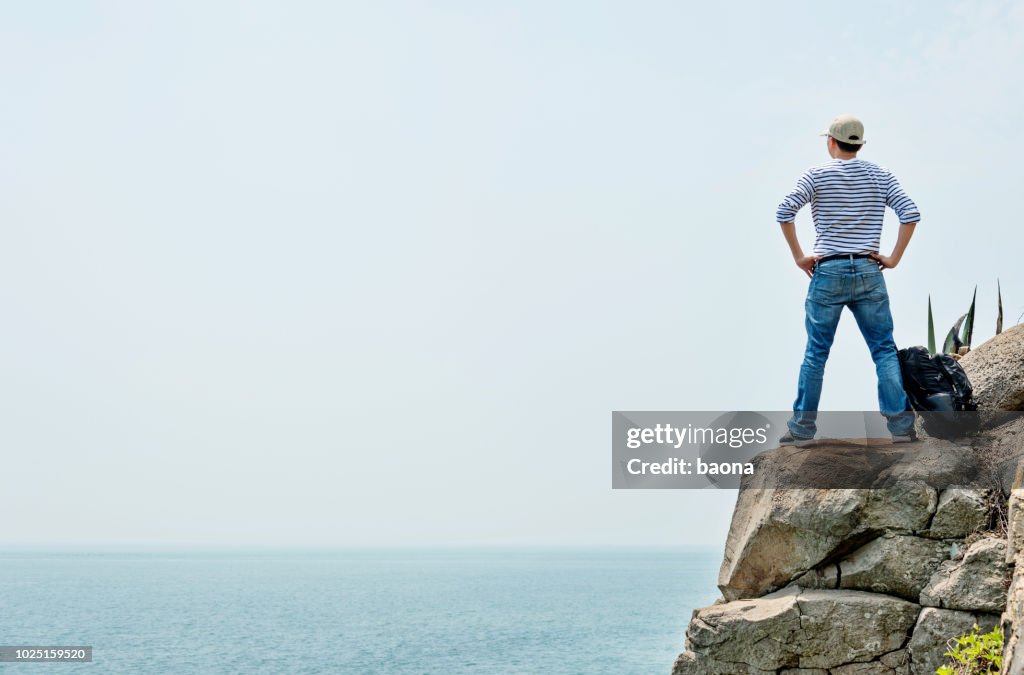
[{"xmin": 935, "ymin": 623, "xmax": 1003, "ymax": 675}]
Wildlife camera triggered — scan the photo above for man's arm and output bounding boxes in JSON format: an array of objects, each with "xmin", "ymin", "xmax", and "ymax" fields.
[
  {"xmin": 870, "ymin": 222, "xmax": 916, "ymax": 269},
  {"xmin": 779, "ymin": 222, "xmax": 820, "ymax": 278},
  {"xmin": 776, "ymin": 171, "xmax": 819, "ymax": 277},
  {"xmin": 883, "ymin": 171, "xmax": 921, "ymax": 225},
  {"xmin": 871, "ymin": 170, "xmax": 920, "ymax": 269}
]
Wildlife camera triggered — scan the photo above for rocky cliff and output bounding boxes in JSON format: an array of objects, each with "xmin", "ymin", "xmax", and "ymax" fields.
[{"xmin": 674, "ymin": 324, "xmax": 1024, "ymax": 675}]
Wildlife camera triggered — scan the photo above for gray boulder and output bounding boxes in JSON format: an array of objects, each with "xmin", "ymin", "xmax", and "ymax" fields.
[
  {"xmin": 1003, "ymin": 486, "xmax": 1024, "ymax": 674},
  {"xmin": 997, "ymin": 446, "xmax": 1024, "ymax": 493},
  {"xmin": 959, "ymin": 324, "xmax": 1024, "ymax": 412},
  {"xmin": 906, "ymin": 607, "xmax": 1001, "ymax": 675},
  {"xmin": 1008, "ymin": 488, "xmax": 1024, "ymax": 562},
  {"xmin": 794, "ymin": 591, "xmax": 918, "ymax": 670},
  {"xmin": 684, "ymin": 587, "xmax": 802, "ymax": 670},
  {"xmin": 1002, "ymin": 554, "xmax": 1024, "ymax": 675},
  {"xmin": 745, "ymin": 437, "xmax": 980, "ymax": 491},
  {"xmin": 926, "ymin": 488, "xmax": 992, "ymax": 539},
  {"xmin": 871, "ymin": 438, "xmax": 979, "ymax": 487},
  {"xmin": 719, "ymin": 483, "xmax": 936, "ymax": 600},
  {"xmin": 838, "ymin": 534, "xmax": 950, "ymax": 601},
  {"xmin": 991, "ymin": 422, "xmax": 1024, "ymax": 493},
  {"xmin": 681, "ymin": 587, "xmax": 919, "ymax": 671},
  {"xmin": 919, "ymin": 536, "xmax": 1010, "ymax": 612}
]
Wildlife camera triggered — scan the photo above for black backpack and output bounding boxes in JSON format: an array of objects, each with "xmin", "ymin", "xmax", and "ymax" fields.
[{"xmin": 897, "ymin": 345, "xmax": 979, "ymax": 439}]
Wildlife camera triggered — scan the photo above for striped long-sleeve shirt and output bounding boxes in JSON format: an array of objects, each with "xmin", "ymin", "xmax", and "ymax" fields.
[{"xmin": 775, "ymin": 158, "xmax": 920, "ymax": 256}]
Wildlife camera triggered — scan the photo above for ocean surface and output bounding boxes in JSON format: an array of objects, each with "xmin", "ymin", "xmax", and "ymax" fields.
[{"xmin": 0, "ymin": 547, "xmax": 721, "ymax": 674}]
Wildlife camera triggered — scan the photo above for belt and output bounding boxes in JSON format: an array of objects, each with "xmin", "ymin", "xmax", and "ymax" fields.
[{"xmin": 815, "ymin": 252, "xmax": 875, "ymax": 264}]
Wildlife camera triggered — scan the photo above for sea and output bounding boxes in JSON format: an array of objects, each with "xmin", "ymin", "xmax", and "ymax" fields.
[{"xmin": 0, "ymin": 546, "xmax": 721, "ymax": 674}]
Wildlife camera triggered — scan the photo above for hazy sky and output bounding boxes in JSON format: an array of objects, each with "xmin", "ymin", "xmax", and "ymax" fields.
[{"xmin": 2, "ymin": 1, "xmax": 1022, "ymax": 547}]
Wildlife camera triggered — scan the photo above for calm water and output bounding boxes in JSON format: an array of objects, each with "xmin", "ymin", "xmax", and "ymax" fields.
[{"xmin": 0, "ymin": 547, "xmax": 720, "ymax": 674}]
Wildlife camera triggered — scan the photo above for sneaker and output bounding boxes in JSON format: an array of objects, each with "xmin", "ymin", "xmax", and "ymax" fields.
[
  {"xmin": 779, "ymin": 431, "xmax": 816, "ymax": 448},
  {"xmin": 892, "ymin": 429, "xmax": 919, "ymax": 443}
]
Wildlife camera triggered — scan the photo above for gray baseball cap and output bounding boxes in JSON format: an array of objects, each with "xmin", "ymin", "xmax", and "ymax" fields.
[{"xmin": 820, "ymin": 114, "xmax": 866, "ymax": 145}]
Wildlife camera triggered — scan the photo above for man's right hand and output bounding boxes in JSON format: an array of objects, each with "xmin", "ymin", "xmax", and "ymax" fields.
[
  {"xmin": 795, "ymin": 255, "xmax": 821, "ymax": 278},
  {"xmin": 870, "ymin": 252, "xmax": 899, "ymax": 270}
]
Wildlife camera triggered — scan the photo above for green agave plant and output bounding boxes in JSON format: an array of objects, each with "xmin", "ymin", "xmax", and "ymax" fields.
[{"xmin": 927, "ymin": 284, "xmax": 1008, "ymax": 356}]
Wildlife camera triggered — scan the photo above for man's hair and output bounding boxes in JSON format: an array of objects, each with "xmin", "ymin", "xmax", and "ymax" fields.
[{"xmin": 835, "ymin": 139, "xmax": 863, "ymax": 153}]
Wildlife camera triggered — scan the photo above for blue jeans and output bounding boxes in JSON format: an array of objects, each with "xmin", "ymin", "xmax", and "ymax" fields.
[{"xmin": 788, "ymin": 256, "xmax": 916, "ymax": 438}]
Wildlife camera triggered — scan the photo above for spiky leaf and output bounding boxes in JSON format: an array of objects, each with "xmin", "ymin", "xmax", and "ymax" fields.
[
  {"xmin": 997, "ymin": 280, "xmax": 1004, "ymax": 335},
  {"xmin": 927, "ymin": 295, "xmax": 936, "ymax": 356},
  {"xmin": 944, "ymin": 314, "xmax": 966, "ymax": 354},
  {"xmin": 960, "ymin": 287, "xmax": 977, "ymax": 348}
]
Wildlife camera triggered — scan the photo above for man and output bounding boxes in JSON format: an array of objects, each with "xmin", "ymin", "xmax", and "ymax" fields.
[{"xmin": 776, "ymin": 114, "xmax": 919, "ymax": 446}]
